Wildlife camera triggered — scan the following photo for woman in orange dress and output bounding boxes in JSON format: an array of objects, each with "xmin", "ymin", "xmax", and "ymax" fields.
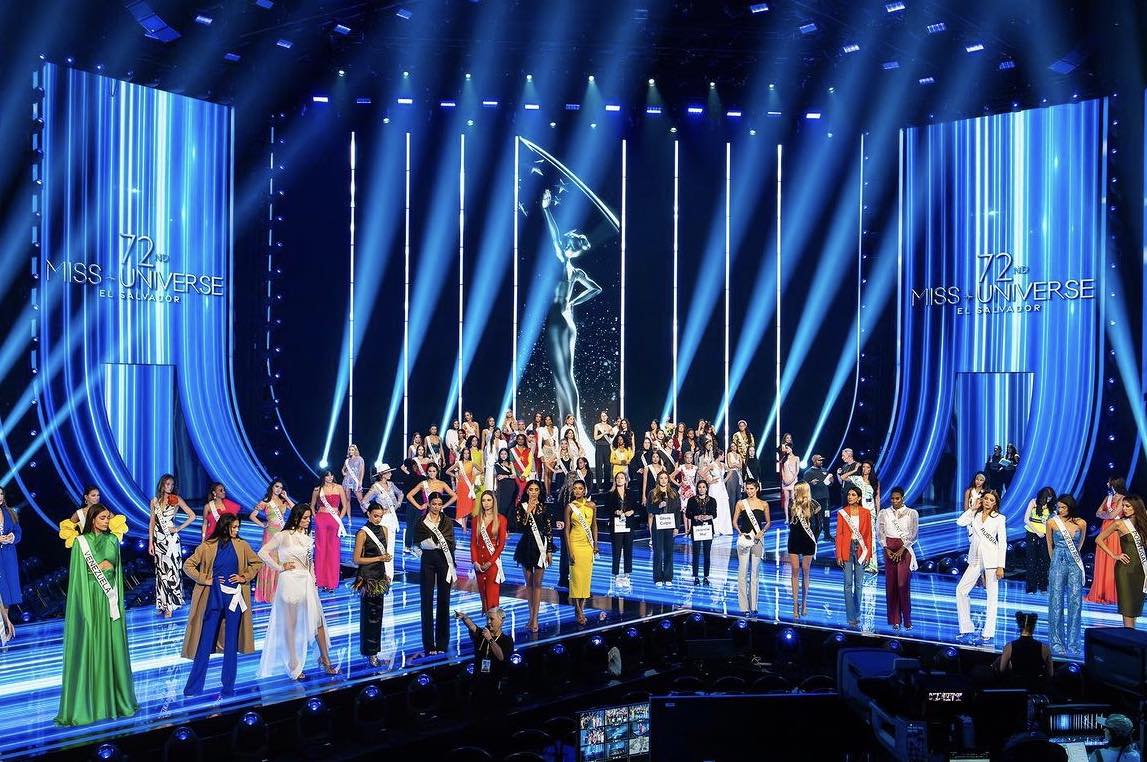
[
  {"xmin": 1085, "ymin": 477, "xmax": 1125, "ymax": 604},
  {"xmin": 448, "ymin": 447, "xmax": 480, "ymax": 530}
]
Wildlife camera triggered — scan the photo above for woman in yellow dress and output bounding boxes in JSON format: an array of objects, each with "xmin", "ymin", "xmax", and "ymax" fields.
[
  {"xmin": 565, "ymin": 479, "xmax": 599, "ymax": 625},
  {"xmin": 609, "ymin": 435, "xmax": 634, "ymax": 482}
]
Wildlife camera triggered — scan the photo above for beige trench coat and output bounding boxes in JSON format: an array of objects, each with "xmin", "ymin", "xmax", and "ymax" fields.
[{"xmin": 180, "ymin": 538, "xmax": 262, "ymax": 658}]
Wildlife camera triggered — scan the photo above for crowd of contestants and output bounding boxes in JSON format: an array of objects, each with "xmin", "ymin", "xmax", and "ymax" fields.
[{"xmin": 0, "ymin": 412, "xmax": 1144, "ymax": 728}]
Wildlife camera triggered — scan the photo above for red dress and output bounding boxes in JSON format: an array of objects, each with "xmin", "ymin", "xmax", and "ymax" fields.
[
  {"xmin": 511, "ymin": 447, "xmax": 533, "ymax": 500},
  {"xmin": 470, "ymin": 514, "xmax": 508, "ymax": 611},
  {"xmin": 313, "ymin": 491, "xmax": 344, "ymax": 590},
  {"xmin": 1086, "ymin": 497, "xmax": 1123, "ymax": 604},
  {"xmin": 203, "ymin": 498, "xmax": 241, "ymax": 538}
]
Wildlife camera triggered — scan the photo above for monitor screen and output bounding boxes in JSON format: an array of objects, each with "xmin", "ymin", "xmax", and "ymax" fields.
[{"xmin": 579, "ymin": 702, "xmax": 651, "ymax": 761}]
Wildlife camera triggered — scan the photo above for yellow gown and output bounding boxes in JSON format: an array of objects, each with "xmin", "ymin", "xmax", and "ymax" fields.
[{"xmin": 567, "ymin": 499, "xmax": 596, "ymax": 599}]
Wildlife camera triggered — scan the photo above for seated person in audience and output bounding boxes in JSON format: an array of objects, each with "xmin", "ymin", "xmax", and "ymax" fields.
[
  {"xmin": 994, "ymin": 611, "xmax": 1052, "ymax": 689},
  {"xmin": 1090, "ymin": 714, "xmax": 1141, "ymax": 762}
]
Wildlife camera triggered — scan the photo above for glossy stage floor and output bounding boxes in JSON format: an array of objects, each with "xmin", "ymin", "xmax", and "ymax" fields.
[{"xmin": 0, "ymin": 521, "xmax": 1131, "ymax": 758}]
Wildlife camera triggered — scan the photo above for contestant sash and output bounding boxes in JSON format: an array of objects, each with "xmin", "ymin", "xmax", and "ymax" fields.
[
  {"xmin": 458, "ymin": 462, "xmax": 476, "ymax": 500},
  {"xmin": 344, "ymin": 458, "xmax": 362, "ymax": 492},
  {"xmin": 424, "ymin": 518, "xmax": 456, "ymax": 583},
  {"xmin": 1050, "ymin": 517, "xmax": 1085, "ymax": 577},
  {"xmin": 571, "ymin": 502, "xmax": 595, "ymax": 549},
  {"xmin": 525, "ymin": 508, "xmax": 549, "ymax": 568},
  {"xmin": 796, "ymin": 513, "xmax": 817, "ymax": 550},
  {"xmin": 76, "ymin": 535, "xmax": 120, "ymax": 621},
  {"xmin": 220, "ymin": 582, "xmax": 248, "ymax": 613},
  {"xmin": 318, "ymin": 492, "xmax": 348, "ymax": 537},
  {"xmin": 478, "ymin": 518, "xmax": 505, "ymax": 583},
  {"xmin": 887, "ymin": 509, "xmax": 918, "ymax": 570},
  {"xmin": 1122, "ymin": 519, "xmax": 1147, "ymax": 593},
  {"xmin": 155, "ymin": 500, "xmax": 175, "ymax": 534},
  {"xmin": 208, "ymin": 500, "xmax": 221, "ymax": 525},
  {"xmin": 511, "ymin": 449, "xmax": 531, "ymax": 480},
  {"xmin": 841, "ymin": 510, "xmax": 869, "ymax": 565}
]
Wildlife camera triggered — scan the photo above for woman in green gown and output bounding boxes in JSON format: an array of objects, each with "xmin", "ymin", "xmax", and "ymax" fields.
[{"xmin": 55, "ymin": 503, "xmax": 139, "ymax": 725}]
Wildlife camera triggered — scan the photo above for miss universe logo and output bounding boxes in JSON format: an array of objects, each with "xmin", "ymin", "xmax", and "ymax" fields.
[
  {"xmin": 44, "ymin": 233, "xmax": 225, "ymax": 303},
  {"xmin": 910, "ymin": 252, "xmax": 1094, "ymax": 314}
]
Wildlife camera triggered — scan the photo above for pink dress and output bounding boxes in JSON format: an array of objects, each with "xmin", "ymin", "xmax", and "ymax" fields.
[
  {"xmin": 255, "ymin": 499, "xmax": 288, "ymax": 603},
  {"xmin": 313, "ymin": 491, "xmax": 343, "ymax": 589}
]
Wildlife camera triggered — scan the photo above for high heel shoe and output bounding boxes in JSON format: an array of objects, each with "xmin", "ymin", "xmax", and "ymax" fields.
[{"xmin": 320, "ymin": 657, "xmax": 338, "ymax": 675}]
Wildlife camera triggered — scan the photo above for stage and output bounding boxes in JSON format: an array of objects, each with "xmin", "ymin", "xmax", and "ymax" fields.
[{"xmin": 0, "ymin": 520, "xmax": 1127, "ymax": 759}]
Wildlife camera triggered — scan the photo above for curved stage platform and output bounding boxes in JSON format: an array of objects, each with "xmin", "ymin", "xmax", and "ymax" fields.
[{"xmin": 0, "ymin": 520, "xmax": 1127, "ymax": 759}]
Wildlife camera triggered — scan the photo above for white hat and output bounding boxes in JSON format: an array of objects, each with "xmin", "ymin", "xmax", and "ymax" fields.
[{"xmin": 374, "ymin": 462, "xmax": 394, "ymax": 474}]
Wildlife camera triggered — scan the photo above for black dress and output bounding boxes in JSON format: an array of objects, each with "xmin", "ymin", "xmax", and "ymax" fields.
[
  {"xmin": 513, "ymin": 503, "xmax": 554, "ymax": 569},
  {"xmin": 354, "ymin": 523, "xmax": 389, "ymax": 656},
  {"xmin": 494, "ymin": 463, "xmax": 518, "ymax": 530},
  {"xmin": 787, "ymin": 500, "xmax": 820, "ymax": 556}
]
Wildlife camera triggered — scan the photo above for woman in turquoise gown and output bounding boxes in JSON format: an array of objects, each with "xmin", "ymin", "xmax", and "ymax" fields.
[{"xmin": 55, "ymin": 503, "xmax": 139, "ymax": 726}]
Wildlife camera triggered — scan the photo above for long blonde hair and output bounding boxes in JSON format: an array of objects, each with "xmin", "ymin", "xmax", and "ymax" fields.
[{"xmin": 791, "ymin": 482, "xmax": 814, "ymax": 522}]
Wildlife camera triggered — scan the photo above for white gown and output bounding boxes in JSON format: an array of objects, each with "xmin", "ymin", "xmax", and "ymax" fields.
[
  {"xmin": 257, "ymin": 530, "xmax": 330, "ymax": 679},
  {"xmin": 709, "ymin": 466, "xmax": 734, "ymax": 536}
]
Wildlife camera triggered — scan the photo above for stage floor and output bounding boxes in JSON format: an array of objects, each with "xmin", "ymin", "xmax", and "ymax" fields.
[{"xmin": 0, "ymin": 525, "xmax": 1131, "ymax": 758}]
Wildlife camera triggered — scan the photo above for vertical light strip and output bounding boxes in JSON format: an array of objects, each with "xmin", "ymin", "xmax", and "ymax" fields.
[
  {"xmin": 512, "ymin": 136, "xmax": 519, "ymax": 418},
  {"xmin": 672, "ymin": 139, "xmax": 679, "ymax": 423},
  {"xmin": 620, "ymin": 139, "xmax": 627, "ymax": 418},
  {"xmin": 457, "ymin": 132, "xmax": 465, "ymax": 427},
  {"xmin": 348, "ymin": 131, "xmax": 356, "ymax": 445},
  {"xmin": 403, "ymin": 132, "xmax": 411, "ymax": 452},
  {"xmin": 775, "ymin": 143, "xmax": 782, "ymax": 453},
  {"xmin": 723, "ymin": 141, "xmax": 731, "ymax": 452}
]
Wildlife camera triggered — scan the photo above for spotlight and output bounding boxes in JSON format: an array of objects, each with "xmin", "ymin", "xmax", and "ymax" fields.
[
  {"xmin": 465, "ymin": 72, "xmax": 471, "ymax": 80},
  {"xmin": 777, "ymin": 627, "xmax": 800, "ymax": 652},
  {"xmin": 749, "ymin": 3, "xmax": 769, "ymax": 13},
  {"xmin": 163, "ymin": 726, "xmax": 200, "ymax": 762},
  {"xmin": 526, "ymin": 73, "xmax": 533, "ymax": 81},
  {"xmin": 333, "ymin": 23, "xmax": 351, "ymax": 35},
  {"xmin": 799, "ymin": 22, "xmax": 817, "ymax": 34},
  {"xmin": 842, "ymin": 43, "xmax": 860, "ymax": 53},
  {"xmin": 275, "ymin": 39, "xmax": 293, "ymax": 49},
  {"xmin": 725, "ymin": 110, "xmax": 742, "ymax": 118},
  {"xmin": 709, "ymin": 81, "xmax": 715, "ymax": 89},
  {"xmin": 749, "ymin": 128, "xmax": 756, "ymax": 136},
  {"xmin": 687, "ymin": 106, "xmax": 704, "ymax": 115},
  {"xmin": 684, "ymin": 612, "xmax": 707, "ymax": 639},
  {"xmin": 605, "ymin": 104, "xmax": 621, "ymax": 112},
  {"xmin": 588, "ymin": 75, "xmax": 595, "ymax": 83},
  {"xmin": 930, "ymin": 645, "xmax": 960, "ymax": 670},
  {"xmin": 337, "ymin": 69, "xmax": 345, "ymax": 77},
  {"xmin": 544, "ymin": 642, "xmax": 571, "ymax": 688},
  {"xmin": 95, "ymin": 744, "xmax": 123, "ymax": 761},
  {"xmin": 406, "ymin": 673, "xmax": 439, "ymax": 716},
  {"xmin": 319, "ymin": 459, "xmax": 329, "ymax": 468},
  {"xmin": 965, "ymin": 43, "xmax": 984, "ymax": 53},
  {"xmin": 231, "ymin": 712, "xmax": 267, "ymax": 759},
  {"xmin": 524, "ymin": 103, "xmax": 540, "ymax": 110},
  {"xmin": 619, "ymin": 626, "xmax": 645, "ymax": 673},
  {"xmin": 467, "ymin": 119, "xmax": 475, "ymax": 126},
  {"xmin": 926, "ymin": 22, "xmax": 946, "ymax": 33},
  {"xmin": 648, "ymin": 78, "xmax": 655, "ymax": 86},
  {"xmin": 581, "ymin": 634, "xmax": 609, "ymax": 680},
  {"xmin": 402, "ymin": 70, "xmax": 409, "ymax": 78},
  {"xmin": 730, "ymin": 618, "xmax": 753, "ymax": 653},
  {"xmin": 549, "ymin": 121, "xmax": 556, "ymax": 128},
  {"xmin": 354, "ymin": 683, "xmax": 386, "ymax": 734},
  {"xmin": 395, "ymin": 7, "xmax": 412, "ymax": 20},
  {"xmin": 296, "ymin": 697, "xmax": 332, "ymax": 749},
  {"xmin": 886, "ymin": 639, "xmax": 903, "ymax": 653}
]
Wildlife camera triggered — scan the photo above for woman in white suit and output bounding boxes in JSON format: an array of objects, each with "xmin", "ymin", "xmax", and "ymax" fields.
[{"xmin": 955, "ymin": 490, "xmax": 1008, "ymax": 644}]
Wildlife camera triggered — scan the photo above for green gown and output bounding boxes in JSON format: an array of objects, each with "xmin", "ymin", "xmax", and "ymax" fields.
[{"xmin": 55, "ymin": 532, "xmax": 139, "ymax": 726}]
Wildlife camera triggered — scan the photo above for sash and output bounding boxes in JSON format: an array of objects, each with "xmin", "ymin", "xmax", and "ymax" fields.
[
  {"xmin": 511, "ymin": 448, "xmax": 531, "ymax": 479},
  {"xmin": 76, "ymin": 535, "xmax": 120, "ymax": 621},
  {"xmin": 525, "ymin": 508, "xmax": 549, "ymax": 568},
  {"xmin": 795, "ymin": 512, "xmax": 817, "ymax": 548},
  {"xmin": 344, "ymin": 458, "xmax": 362, "ymax": 491},
  {"xmin": 976, "ymin": 517, "xmax": 999, "ymax": 545},
  {"xmin": 478, "ymin": 518, "xmax": 505, "ymax": 583},
  {"xmin": 571, "ymin": 502, "xmax": 595, "ymax": 549},
  {"xmin": 458, "ymin": 462, "xmax": 476, "ymax": 500},
  {"xmin": 208, "ymin": 500, "xmax": 221, "ymax": 524},
  {"xmin": 267, "ymin": 499, "xmax": 286, "ymax": 527},
  {"xmin": 1050, "ymin": 517, "xmax": 1085, "ymax": 577},
  {"xmin": 739, "ymin": 502, "xmax": 762, "ymax": 547},
  {"xmin": 318, "ymin": 491, "xmax": 348, "ymax": 537},
  {"xmin": 362, "ymin": 523, "xmax": 388, "ymax": 557},
  {"xmin": 886, "ymin": 509, "xmax": 918, "ymax": 571},
  {"xmin": 424, "ymin": 517, "xmax": 457, "ymax": 583},
  {"xmin": 1122, "ymin": 519, "xmax": 1147, "ymax": 594},
  {"xmin": 841, "ymin": 510, "xmax": 869, "ymax": 565},
  {"xmin": 220, "ymin": 582, "xmax": 248, "ymax": 613}
]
